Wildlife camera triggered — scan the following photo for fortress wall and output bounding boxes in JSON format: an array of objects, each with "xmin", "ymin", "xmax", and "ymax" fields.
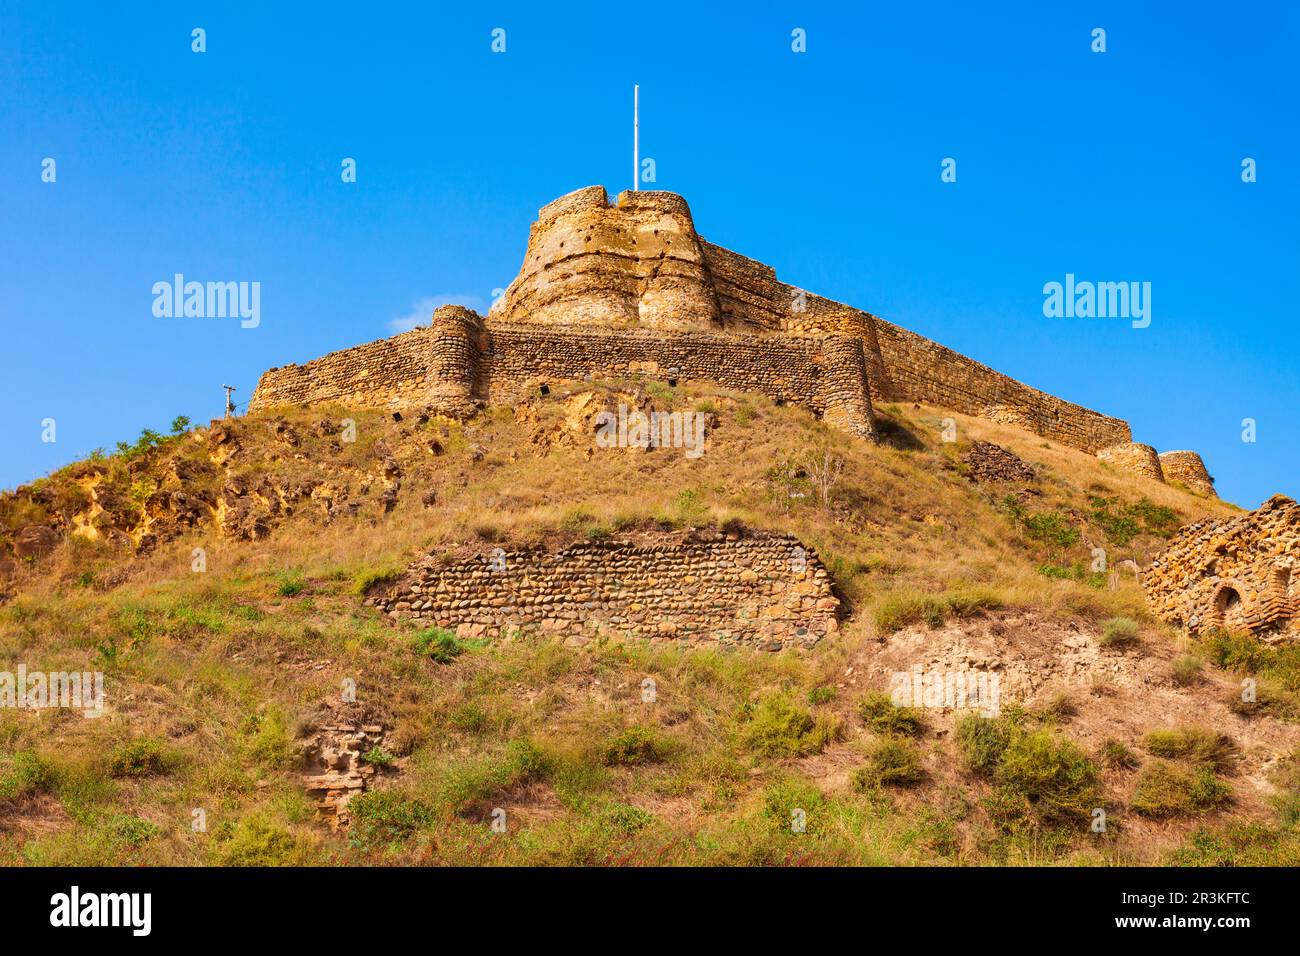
[
  {"xmin": 247, "ymin": 327, "xmax": 435, "ymax": 412},
  {"xmin": 1097, "ymin": 442, "xmax": 1165, "ymax": 482},
  {"xmin": 870, "ymin": 318, "xmax": 1132, "ymax": 452},
  {"xmin": 1159, "ymin": 451, "xmax": 1216, "ymax": 498},
  {"xmin": 482, "ymin": 322, "xmax": 876, "ymax": 438},
  {"xmin": 373, "ymin": 535, "xmax": 840, "ymax": 650}
]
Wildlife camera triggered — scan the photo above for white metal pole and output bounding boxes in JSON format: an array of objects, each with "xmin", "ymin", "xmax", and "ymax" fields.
[{"xmin": 633, "ymin": 84, "xmax": 639, "ymax": 192}]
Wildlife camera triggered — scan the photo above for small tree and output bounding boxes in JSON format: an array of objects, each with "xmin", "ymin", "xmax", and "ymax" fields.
[{"xmin": 170, "ymin": 415, "xmax": 192, "ymax": 435}]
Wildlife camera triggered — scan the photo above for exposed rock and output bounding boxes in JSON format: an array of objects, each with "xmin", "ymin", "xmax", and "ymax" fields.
[{"xmin": 12, "ymin": 525, "xmax": 60, "ymax": 560}]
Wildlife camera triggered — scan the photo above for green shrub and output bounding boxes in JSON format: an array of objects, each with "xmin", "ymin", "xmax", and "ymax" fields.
[
  {"xmin": 1021, "ymin": 511, "xmax": 1080, "ymax": 549},
  {"xmin": 359, "ymin": 747, "xmax": 395, "ymax": 768},
  {"xmin": 242, "ymin": 710, "xmax": 298, "ymax": 771},
  {"xmin": 274, "ymin": 568, "xmax": 306, "ymax": 596},
  {"xmin": 858, "ymin": 692, "xmax": 925, "ymax": 737},
  {"xmin": 215, "ymin": 814, "xmax": 302, "ymax": 866},
  {"xmin": 435, "ymin": 739, "xmax": 549, "ymax": 813},
  {"xmin": 955, "ymin": 713, "xmax": 1014, "ymax": 776},
  {"xmin": 107, "ymin": 739, "xmax": 176, "ymax": 778},
  {"xmin": 413, "ymin": 627, "xmax": 468, "ymax": 664},
  {"xmin": 996, "ymin": 729, "xmax": 1101, "ymax": 823},
  {"xmin": 1101, "ymin": 739, "xmax": 1139, "ymax": 771},
  {"xmin": 1100, "ymin": 617, "xmax": 1139, "ymax": 648},
  {"xmin": 1131, "ymin": 761, "xmax": 1232, "ymax": 818},
  {"xmin": 807, "ymin": 686, "xmax": 836, "ymax": 705},
  {"xmin": 742, "ymin": 694, "xmax": 840, "ymax": 758},
  {"xmin": 602, "ymin": 726, "xmax": 664, "ymax": 766},
  {"xmin": 0, "ymin": 751, "xmax": 52, "ymax": 800},
  {"xmin": 853, "ymin": 739, "xmax": 924, "ymax": 789},
  {"xmin": 599, "ymin": 801, "xmax": 656, "ymax": 833},
  {"xmin": 348, "ymin": 790, "xmax": 437, "ymax": 845},
  {"xmin": 1171, "ymin": 655, "xmax": 1204, "ymax": 686},
  {"xmin": 1143, "ymin": 727, "xmax": 1236, "ymax": 773}
]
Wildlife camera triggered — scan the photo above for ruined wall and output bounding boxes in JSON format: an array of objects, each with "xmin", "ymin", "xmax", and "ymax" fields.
[
  {"xmin": 1159, "ymin": 451, "xmax": 1216, "ymax": 498},
  {"xmin": 248, "ymin": 327, "xmax": 435, "ymax": 413},
  {"xmin": 1097, "ymin": 442, "xmax": 1165, "ymax": 482},
  {"xmin": 371, "ymin": 534, "xmax": 840, "ymax": 650},
  {"xmin": 1144, "ymin": 495, "xmax": 1299, "ymax": 640}
]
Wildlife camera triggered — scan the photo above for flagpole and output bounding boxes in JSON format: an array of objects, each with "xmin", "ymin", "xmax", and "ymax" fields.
[{"xmin": 633, "ymin": 84, "xmax": 639, "ymax": 192}]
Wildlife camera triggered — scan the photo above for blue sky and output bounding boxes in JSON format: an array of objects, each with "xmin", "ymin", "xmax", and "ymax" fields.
[{"xmin": 2, "ymin": 1, "xmax": 1295, "ymax": 507}]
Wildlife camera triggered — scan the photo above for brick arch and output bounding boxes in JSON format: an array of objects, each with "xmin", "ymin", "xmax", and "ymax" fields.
[
  {"xmin": 1274, "ymin": 562, "xmax": 1295, "ymax": 596},
  {"xmin": 1208, "ymin": 580, "xmax": 1247, "ymax": 630}
]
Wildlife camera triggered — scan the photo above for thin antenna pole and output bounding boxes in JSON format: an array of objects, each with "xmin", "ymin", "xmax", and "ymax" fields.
[
  {"xmin": 222, "ymin": 384, "xmax": 236, "ymax": 418},
  {"xmin": 633, "ymin": 84, "xmax": 639, "ymax": 192}
]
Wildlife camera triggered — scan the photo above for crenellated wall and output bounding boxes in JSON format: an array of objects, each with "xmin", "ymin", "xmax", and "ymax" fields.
[{"xmin": 248, "ymin": 184, "xmax": 1210, "ymax": 475}]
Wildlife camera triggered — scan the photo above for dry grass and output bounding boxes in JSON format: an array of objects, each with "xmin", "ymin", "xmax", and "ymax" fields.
[{"xmin": 0, "ymin": 380, "xmax": 1284, "ymax": 866}]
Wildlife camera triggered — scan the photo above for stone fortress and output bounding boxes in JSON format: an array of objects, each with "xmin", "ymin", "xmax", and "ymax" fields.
[{"xmin": 249, "ymin": 185, "xmax": 1215, "ymax": 497}]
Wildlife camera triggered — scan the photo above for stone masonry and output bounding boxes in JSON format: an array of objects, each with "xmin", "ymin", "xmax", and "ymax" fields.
[
  {"xmin": 1097, "ymin": 442, "xmax": 1166, "ymax": 483},
  {"xmin": 1159, "ymin": 451, "xmax": 1217, "ymax": 498},
  {"xmin": 249, "ymin": 185, "xmax": 1210, "ymax": 476},
  {"xmin": 369, "ymin": 532, "xmax": 839, "ymax": 651},
  {"xmin": 1143, "ymin": 494, "xmax": 1299, "ymax": 641}
]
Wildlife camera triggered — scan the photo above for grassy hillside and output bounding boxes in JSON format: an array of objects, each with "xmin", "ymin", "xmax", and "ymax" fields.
[{"xmin": 2, "ymin": 379, "xmax": 1298, "ymax": 866}]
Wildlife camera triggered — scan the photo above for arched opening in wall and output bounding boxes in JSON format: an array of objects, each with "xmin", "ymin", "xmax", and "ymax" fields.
[{"xmin": 1211, "ymin": 585, "xmax": 1243, "ymax": 629}]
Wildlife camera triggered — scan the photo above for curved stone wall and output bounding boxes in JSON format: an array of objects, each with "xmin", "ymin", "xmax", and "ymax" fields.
[
  {"xmin": 490, "ymin": 186, "xmax": 722, "ymax": 331},
  {"xmin": 1159, "ymin": 451, "xmax": 1216, "ymax": 498},
  {"xmin": 1097, "ymin": 442, "xmax": 1165, "ymax": 482}
]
